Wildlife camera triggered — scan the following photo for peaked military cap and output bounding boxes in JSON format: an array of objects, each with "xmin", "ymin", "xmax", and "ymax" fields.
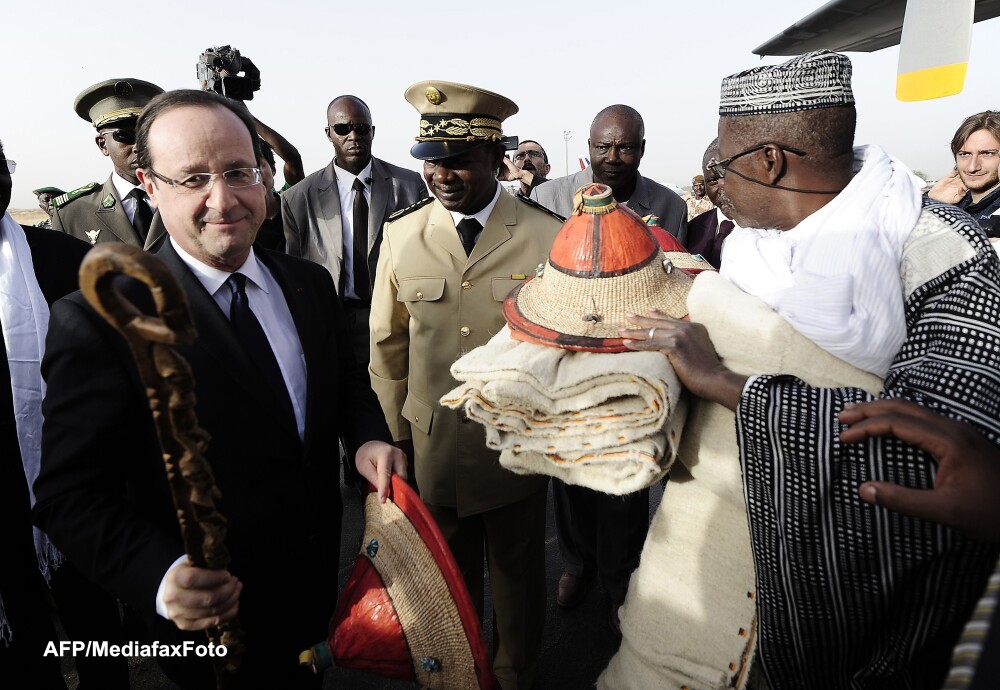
[
  {"xmin": 404, "ymin": 80, "xmax": 518, "ymax": 160},
  {"xmin": 32, "ymin": 186, "xmax": 66, "ymax": 197},
  {"xmin": 692, "ymin": 175, "xmax": 705, "ymax": 183},
  {"xmin": 74, "ymin": 78, "xmax": 164, "ymax": 128}
]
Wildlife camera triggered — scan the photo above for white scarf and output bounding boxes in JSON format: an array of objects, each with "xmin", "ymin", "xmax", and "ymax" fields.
[
  {"xmin": 0, "ymin": 214, "xmax": 63, "ymax": 644},
  {"xmin": 720, "ymin": 145, "xmax": 923, "ymax": 377}
]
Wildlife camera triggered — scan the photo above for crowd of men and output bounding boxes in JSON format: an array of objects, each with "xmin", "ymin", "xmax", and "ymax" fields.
[{"xmin": 2, "ymin": 48, "xmax": 1000, "ymax": 690}]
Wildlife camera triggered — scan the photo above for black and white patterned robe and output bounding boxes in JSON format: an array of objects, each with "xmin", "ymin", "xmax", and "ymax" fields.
[{"xmin": 737, "ymin": 199, "xmax": 1000, "ymax": 690}]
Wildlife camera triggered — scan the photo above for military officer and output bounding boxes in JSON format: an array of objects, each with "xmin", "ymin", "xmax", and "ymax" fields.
[
  {"xmin": 369, "ymin": 81, "xmax": 562, "ymax": 690},
  {"xmin": 52, "ymin": 78, "xmax": 166, "ymax": 249},
  {"xmin": 31, "ymin": 186, "xmax": 63, "ymax": 228}
]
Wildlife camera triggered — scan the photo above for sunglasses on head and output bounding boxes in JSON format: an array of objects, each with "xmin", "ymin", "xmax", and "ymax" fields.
[
  {"xmin": 328, "ymin": 122, "xmax": 373, "ymax": 137},
  {"xmin": 102, "ymin": 128, "xmax": 137, "ymax": 145}
]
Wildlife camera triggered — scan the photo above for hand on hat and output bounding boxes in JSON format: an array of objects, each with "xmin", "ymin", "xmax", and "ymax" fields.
[
  {"xmin": 355, "ymin": 440, "xmax": 408, "ymax": 503},
  {"xmin": 621, "ymin": 310, "xmax": 747, "ymax": 411}
]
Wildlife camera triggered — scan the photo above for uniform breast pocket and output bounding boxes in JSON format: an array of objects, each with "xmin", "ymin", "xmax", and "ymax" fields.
[
  {"xmin": 491, "ymin": 278, "xmax": 523, "ymax": 302},
  {"xmin": 397, "ymin": 277, "xmax": 446, "ymax": 307}
]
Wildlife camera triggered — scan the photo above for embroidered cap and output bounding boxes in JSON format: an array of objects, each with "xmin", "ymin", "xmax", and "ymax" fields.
[
  {"xmin": 692, "ymin": 175, "xmax": 705, "ymax": 183},
  {"xmin": 405, "ymin": 80, "xmax": 518, "ymax": 160},
  {"xmin": 719, "ymin": 50, "xmax": 854, "ymax": 117},
  {"xmin": 74, "ymin": 78, "xmax": 164, "ymax": 128}
]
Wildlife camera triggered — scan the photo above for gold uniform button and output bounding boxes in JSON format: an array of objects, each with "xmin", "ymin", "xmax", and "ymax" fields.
[
  {"xmin": 414, "ymin": 416, "xmax": 419, "ymax": 423},
  {"xmin": 460, "ymin": 326, "xmax": 471, "ymax": 337},
  {"xmin": 416, "ymin": 291, "xmax": 424, "ymax": 300},
  {"xmin": 461, "ymin": 280, "xmax": 472, "ymax": 290}
]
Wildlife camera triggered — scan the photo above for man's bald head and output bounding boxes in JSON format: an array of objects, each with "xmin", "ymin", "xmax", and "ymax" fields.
[
  {"xmin": 327, "ymin": 95, "xmax": 371, "ymax": 121},
  {"xmin": 588, "ymin": 105, "xmax": 646, "ymax": 195},
  {"xmin": 590, "ymin": 104, "xmax": 644, "ymax": 140}
]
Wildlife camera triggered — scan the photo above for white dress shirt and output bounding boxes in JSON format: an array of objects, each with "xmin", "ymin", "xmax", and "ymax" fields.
[
  {"xmin": 448, "ymin": 182, "xmax": 502, "ymax": 245},
  {"xmin": 111, "ymin": 171, "xmax": 153, "ymax": 226}
]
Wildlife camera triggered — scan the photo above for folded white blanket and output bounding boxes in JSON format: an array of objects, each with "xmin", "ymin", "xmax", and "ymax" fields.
[{"xmin": 441, "ymin": 326, "xmax": 684, "ymax": 494}]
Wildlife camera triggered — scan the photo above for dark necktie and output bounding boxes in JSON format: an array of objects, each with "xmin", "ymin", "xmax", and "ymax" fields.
[
  {"xmin": 457, "ymin": 218, "xmax": 481, "ymax": 257},
  {"xmin": 352, "ymin": 179, "xmax": 370, "ymax": 302},
  {"xmin": 129, "ymin": 188, "xmax": 153, "ymax": 241},
  {"xmin": 227, "ymin": 273, "xmax": 294, "ymax": 420},
  {"xmin": 712, "ymin": 219, "xmax": 736, "ymax": 269}
]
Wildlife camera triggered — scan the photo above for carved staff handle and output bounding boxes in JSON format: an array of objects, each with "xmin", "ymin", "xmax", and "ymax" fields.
[{"xmin": 79, "ymin": 244, "xmax": 243, "ymax": 688}]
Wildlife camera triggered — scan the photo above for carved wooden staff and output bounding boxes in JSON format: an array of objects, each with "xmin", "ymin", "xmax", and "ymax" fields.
[{"xmin": 79, "ymin": 244, "xmax": 243, "ymax": 688}]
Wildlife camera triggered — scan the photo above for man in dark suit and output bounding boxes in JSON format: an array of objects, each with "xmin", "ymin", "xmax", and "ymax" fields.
[
  {"xmin": 33, "ymin": 90, "xmax": 404, "ymax": 689},
  {"xmin": 531, "ymin": 105, "xmax": 687, "ymax": 243},
  {"xmin": 685, "ymin": 138, "xmax": 739, "ymax": 269},
  {"xmin": 52, "ymin": 78, "xmax": 168, "ymax": 250},
  {"xmin": 283, "ymin": 95, "xmax": 426, "ymax": 487},
  {"xmin": 282, "ymin": 95, "xmax": 427, "ymax": 364}
]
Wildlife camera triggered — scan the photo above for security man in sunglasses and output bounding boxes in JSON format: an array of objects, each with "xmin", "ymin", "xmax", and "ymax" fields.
[
  {"xmin": 282, "ymin": 95, "xmax": 427, "ymax": 486},
  {"xmin": 51, "ymin": 78, "xmax": 166, "ymax": 250}
]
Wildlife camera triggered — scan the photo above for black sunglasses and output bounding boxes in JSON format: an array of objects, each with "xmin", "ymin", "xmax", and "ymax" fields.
[
  {"xmin": 102, "ymin": 128, "xmax": 137, "ymax": 145},
  {"xmin": 328, "ymin": 122, "xmax": 374, "ymax": 137}
]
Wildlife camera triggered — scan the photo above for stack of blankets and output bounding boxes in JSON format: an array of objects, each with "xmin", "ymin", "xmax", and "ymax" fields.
[{"xmin": 440, "ymin": 326, "xmax": 685, "ymax": 495}]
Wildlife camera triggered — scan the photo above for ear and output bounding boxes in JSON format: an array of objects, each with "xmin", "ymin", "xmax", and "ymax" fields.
[
  {"xmin": 324, "ymin": 126, "xmax": 333, "ymax": 143},
  {"xmin": 541, "ymin": 162, "xmax": 551, "ymax": 176},
  {"xmin": 96, "ymin": 134, "xmax": 110, "ymax": 157},
  {"xmin": 135, "ymin": 169, "xmax": 159, "ymax": 209},
  {"xmin": 639, "ymin": 139, "xmax": 646, "ymax": 159},
  {"xmin": 760, "ymin": 145, "xmax": 788, "ymax": 184}
]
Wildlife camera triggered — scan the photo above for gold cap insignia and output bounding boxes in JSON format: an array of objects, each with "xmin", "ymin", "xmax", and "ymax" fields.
[
  {"xmin": 425, "ymin": 87, "xmax": 443, "ymax": 105},
  {"xmin": 114, "ymin": 81, "xmax": 133, "ymax": 97}
]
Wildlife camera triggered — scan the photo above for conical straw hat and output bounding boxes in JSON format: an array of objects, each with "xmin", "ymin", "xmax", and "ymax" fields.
[{"xmin": 504, "ymin": 183, "xmax": 693, "ymax": 352}]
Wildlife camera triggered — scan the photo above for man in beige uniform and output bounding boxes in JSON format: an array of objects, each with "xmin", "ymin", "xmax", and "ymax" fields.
[{"xmin": 369, "ymin": 81, "xmax": 561, "ymax": 690}]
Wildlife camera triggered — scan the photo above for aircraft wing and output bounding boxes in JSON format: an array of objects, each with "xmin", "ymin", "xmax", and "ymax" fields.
[{"xmin": 753, "ymin": 0, "xmax": 1000, "ymax": 55}]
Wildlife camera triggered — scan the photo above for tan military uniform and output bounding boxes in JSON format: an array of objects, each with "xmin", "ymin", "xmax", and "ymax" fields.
[
  {"xmin": 51, "ymin": 176, "xmax": 165, "ymax": 249},
  {"xmin": 370, "ymin": 190, "xmax": 560, "ymax": 513}
]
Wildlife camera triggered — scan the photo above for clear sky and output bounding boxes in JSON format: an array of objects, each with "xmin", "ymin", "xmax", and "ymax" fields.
[{"xmin": 3, "ymin": 0, "xmax": 999, "ymax": 208}]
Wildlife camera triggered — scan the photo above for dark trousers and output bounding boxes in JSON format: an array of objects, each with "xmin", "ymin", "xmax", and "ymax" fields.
[
  {"xmin": 552, "ymin": 480, "xmax": 650, "ymax": 602},
  {"xmin": 340, "ymin": 300, "xmax": 371, "ymax": 485},
  {"xmin": 427, "ymin": 489, "xmax": 547, "ymax": 690}
]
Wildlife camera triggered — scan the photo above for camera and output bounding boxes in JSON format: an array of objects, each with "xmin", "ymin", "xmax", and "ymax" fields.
[
  {"xmin": 502, "ymin": 135, "xmax": 519, "ymax": 151},
  {"xmin": 196, "ymin": 45, "xmax": 261, "ymax": 101}
]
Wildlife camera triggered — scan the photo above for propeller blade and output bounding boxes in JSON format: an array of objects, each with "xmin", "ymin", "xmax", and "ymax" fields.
[{"xmin": 897, "ymin": 0, "xmax": 974, "ymax": 101}]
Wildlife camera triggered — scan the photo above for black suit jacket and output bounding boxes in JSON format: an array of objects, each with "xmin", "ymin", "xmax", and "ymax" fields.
[
  {"xmin": 1, "ymin": 227, "xmax": 89, "ymax": 685},
  {"xmin": 34, "ymin": 239, "xmax": 391, "ymax": 686},
  {"xmin": 685, "ymin": 208, "xmax": 734, "ymax": 270}
]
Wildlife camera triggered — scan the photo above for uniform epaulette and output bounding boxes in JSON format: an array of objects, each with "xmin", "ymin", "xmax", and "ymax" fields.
[
  {"xmin": 388, "ymin": 195, "xmax": 434, "ymax": 221},
  {"xmin": 516, "ymin": 195, "xmax": 566, "ymax": 223},
  {"xmin": 52, "ymin": 182, "xmax": 100, "ymax": 208}
]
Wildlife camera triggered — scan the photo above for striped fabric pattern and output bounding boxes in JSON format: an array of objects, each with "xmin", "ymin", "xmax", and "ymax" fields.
[
  {"xmin": 736, "ymin": 201, "xmax": 1000, "ymax": 690},
  {"xmin": 943, "ymin": 558, "xmax": 1000, "ymax": 689}
]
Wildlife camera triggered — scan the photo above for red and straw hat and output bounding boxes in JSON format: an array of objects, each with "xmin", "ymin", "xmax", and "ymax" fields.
[
  {"xmin": 503, "ymin": 183, "xmax": 694, "ymax": 352},
  {"xmin": 300, "ymin": 476, "xmax": 493, "ymax": 689}
]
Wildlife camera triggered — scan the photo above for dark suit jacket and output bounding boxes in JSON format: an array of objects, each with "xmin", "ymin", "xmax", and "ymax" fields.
[
  {"xmin": 1, "ymin": 226, "xmax": 90, "ymax": 685},
  {"xmin": 34, "ymin": 240, "xmax": 391, "ymax": 687},
  {"xmin": 281, "ymin": 157, "xmax": 428, "ymax": 293},
  {"xmin": 685, "ymin": 208, "xmax": 734, "ymax": 269},
  {"xmin": 52, "ymin": 175, "xmax": 166, "ymax": 250}
]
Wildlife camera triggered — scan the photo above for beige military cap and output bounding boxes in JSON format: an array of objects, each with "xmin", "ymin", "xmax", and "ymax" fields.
[
  {"xmin": 404, "ymin": 80, "xmax": 518, "ymax": 160},
  {"xmin": 74, "ymin": 78, "xmax": 164, "ymax": 128}
]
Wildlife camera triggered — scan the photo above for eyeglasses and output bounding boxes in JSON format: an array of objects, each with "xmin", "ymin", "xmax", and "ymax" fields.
[
  {"xmin": 146, "ymin": 167, "xmax": 262, "ymax": 194},
  {"xmin": 0, "ymin": 159, "xmax": 16, "ymax": 174},
  {"xmin": 512, "ymin": 150, "xmax": 545, "ymax": 162},
  {"xmin": 327, "ymin": 122, "xmax": 374, "ymax": 137},
  {"xmin": 102, "ymin": 129, "xmax": 137, "ymax": 145},
  {"xmin": 708, "ymin": 144, "xmax": 806, "ymax": 179}
]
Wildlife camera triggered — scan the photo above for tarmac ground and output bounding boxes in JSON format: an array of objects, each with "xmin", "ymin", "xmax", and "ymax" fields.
[{"xmin": 59, "ymin": 471, "xmax": 664, "ymax": 689}]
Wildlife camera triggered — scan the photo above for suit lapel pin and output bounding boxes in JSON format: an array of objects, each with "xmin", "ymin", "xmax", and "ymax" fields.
[
  {"xmin": 101, "ymin": 194, "xmax": 116, "ymax": 209},
  {"xmin": 86, "ymin": 229, "xmax": 101, "ymax": 245}
]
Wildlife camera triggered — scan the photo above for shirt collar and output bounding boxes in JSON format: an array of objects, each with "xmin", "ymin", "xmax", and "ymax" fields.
[
  {"xmin": 111, "ymin": 171, "xmax": 142, "ymax": 201},
  {"xmin": 170, "ymin": 237, "xmax": 270, "ymax": 297},
  {"xmin": 449, "ymin": 182, "xmax": 502, "ymax": 229},
  {"xmin": 334, "ymin": 159, "xmax": 374, "ymax": 191}
]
